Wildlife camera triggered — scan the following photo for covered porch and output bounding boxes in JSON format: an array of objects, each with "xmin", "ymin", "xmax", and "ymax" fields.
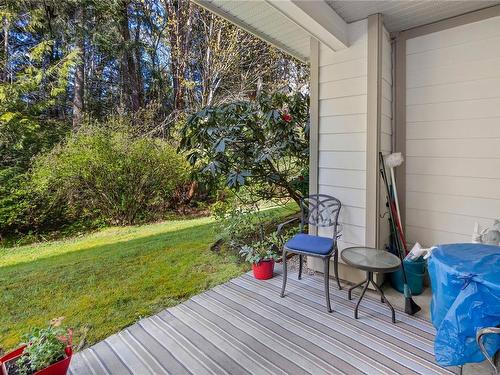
[{"xmin": 69, "ymin": 1, "xmax": 499, "ymax": 374}]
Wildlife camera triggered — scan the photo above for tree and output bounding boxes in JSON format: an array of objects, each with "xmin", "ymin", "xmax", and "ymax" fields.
[
  {"xmin": 180, "ymin": 89, "xmax": 310, "ymax": 205},
  {"xmin": 118, "ymin": 0, "xmax": 141, "ymax": 113},
  {"xmin": 164, "ymin": 0, "xmax": 192, "ymax": 112},
  {"xmin": 72, "ymin": 4, "xmax": 85, "ymax": 129}
]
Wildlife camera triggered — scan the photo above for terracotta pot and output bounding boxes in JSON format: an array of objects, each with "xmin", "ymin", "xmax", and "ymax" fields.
[
  {"xmin": 0, "ymin": 345, "xmax": 72, "ymax": 375},
  {"xmin": 252, "ymin": 259, "xmax": 274, "ymax": 280}
]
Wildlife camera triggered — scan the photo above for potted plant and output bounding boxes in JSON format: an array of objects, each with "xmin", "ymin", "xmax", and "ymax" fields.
[
  {"xmin": 239, "ymin": 239, "xmax": 279, "ymax": 280},
  {"xmin": 0, "ymin": 319, "xmax": 72, "ymax": 375}
]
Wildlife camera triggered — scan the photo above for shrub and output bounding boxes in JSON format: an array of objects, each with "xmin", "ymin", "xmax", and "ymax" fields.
[
  {"xmin": 30, "ymin": 125, "xmax": 190, "ymax": 226},
  {"xmin": 180, "ymin": 89, "xmax": 309, "ymax": 206}
]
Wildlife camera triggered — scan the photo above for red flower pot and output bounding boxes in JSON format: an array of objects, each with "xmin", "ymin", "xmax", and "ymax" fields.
[
  {"xmin": 0, "ymin": 345, "xmax": 72, "ymax": 375},
  {"xmin": 252, "ymin": 259, "xmax": 274, "ymax": 280}
]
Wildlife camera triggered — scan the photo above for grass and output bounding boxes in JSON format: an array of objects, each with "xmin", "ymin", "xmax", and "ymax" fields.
[{"xmin": 0, "ymin": 203, "xmax": 297, "ymax": 352}]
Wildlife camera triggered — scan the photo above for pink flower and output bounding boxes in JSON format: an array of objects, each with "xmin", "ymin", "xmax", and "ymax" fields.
[{"xmin": 281, "ymin": 113, "xmax": 292, "ymax": 123}]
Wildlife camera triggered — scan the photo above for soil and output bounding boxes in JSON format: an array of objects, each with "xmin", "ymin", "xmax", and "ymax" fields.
[{"xmin": 4, "ymin": 355, "xmax": 32, "ymax": 375}]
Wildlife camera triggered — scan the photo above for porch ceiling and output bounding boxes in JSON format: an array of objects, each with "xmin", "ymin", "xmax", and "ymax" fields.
[
  {"xmin": 192, "ymin": 0, "xmax": 312, "ymax": 62},
  {"xmin": 194, "ymin": 1, "xmax": 500, "ymax": 62},
  {"xmin": 327, "ymin": 1, "xmax": 500, "ymax": 32}
]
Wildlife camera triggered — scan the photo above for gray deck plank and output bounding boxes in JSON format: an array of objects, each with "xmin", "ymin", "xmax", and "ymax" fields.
[
  {"xmin": 104, "ymin": 333, "xmax": 155, "ymax": 374},
  {"xmin": 183, "ymin": 299, "xmax": 308, "ymax": 374},
  {"xmin": 237, "ymin": 274, "xmax": 436, "ymax": 354},
  {"xmin": 68, "ymin": 349, "xmax": 99, "ymax": 375},
  {"xmin": 71, "ymin": 268, "xmax": 460, "ymax": 375},
  {"xmin": 154, "ymin": 312, "xmax": 248, "ymax": 374},
  {"xmin": 193, "ymin": 292, "xmax": 338, "ymax": 375},
  {"xmin": 232, "ymin": 275, "xmax": 441, "ymax": 375},
  {"xmin": 208, "ymin": 287, "xmax": 365, "ymax": 375},
  {"xmin": 117, "ymin": 330, "xmax": 168, "ymax": 375},
  {"xmin": 126, "ymin": 323, "xmax": 190, "ymax": 375},
  {"xmin": 262, "ymin": 273, "xmax": 436, "ymax": 343},
  {"xmin": 164, "ymin": 305, "xmax": 284, "ymax": 375},
  {"xmin": 221, "ymin": 281, "xmax": 406, "ymax": 375},
  {"xmin": 92, "ymin": 341, "xmax": 131, "ymax": 374},
  {"xmin": 139, "ymin": 318, "xmax": 215, "ymax": 374}
]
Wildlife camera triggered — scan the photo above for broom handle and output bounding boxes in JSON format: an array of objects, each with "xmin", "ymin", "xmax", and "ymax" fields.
[
  {"xmin": 390, "ymin": 167, "xmax": 402, "ymax": 225},
  {"xmin": 391, "ymin": 199, "xmax": 408, "ymax": 253},
  {"xmin": 379, "ymin": 153, "xmax": 410, "ymax": 284}
]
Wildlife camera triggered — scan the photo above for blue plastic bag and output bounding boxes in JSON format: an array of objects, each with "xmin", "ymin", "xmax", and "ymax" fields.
[{"xmin": 428, "ymin": 243, "xmax": 500, "ymax": 366}]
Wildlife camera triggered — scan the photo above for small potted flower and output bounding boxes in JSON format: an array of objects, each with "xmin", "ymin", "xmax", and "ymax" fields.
[
  {"xmin": 0, "ymin": 318, "xmax": 73, "ymax": 375},
  {"xmin": 239, "ymin": 239, "xmax": 279, "ymax": 280}
]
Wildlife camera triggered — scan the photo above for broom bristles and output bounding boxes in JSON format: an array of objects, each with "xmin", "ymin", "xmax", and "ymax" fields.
[{"xmin": 385, "ymin": 152, "xmax": 404, "ymax": 168}]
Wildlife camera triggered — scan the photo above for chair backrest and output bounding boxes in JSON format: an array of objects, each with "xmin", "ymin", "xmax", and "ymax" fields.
[{"xmin": 300, "ymin": 194, "xmax": 341, "ymax": 236}]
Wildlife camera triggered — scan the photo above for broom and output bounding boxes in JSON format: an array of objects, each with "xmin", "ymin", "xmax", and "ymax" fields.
[
  {"xmin": 385, "ymin": 153, "xmax": 404, "ymax": 225},
  {"xmin": 379, "ymin": 152, "xmax": 421, "ymax": 315}
]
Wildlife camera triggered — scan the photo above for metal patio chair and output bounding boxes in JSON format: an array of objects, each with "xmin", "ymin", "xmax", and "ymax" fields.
[{"xmin": 278, "ymin": 194, "xmax": 342, "ymax": 313}]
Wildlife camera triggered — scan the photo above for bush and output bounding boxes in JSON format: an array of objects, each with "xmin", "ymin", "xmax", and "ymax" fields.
[
  {"xmin": 30, "ymin": 125, "xmax": 190, "ymax": 226},
  {"xmin": 180, "ymin": 89, "xmax": 309, "ymax": 206}
]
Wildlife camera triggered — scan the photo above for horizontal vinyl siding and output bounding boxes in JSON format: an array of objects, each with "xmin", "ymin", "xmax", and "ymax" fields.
[
  {"xmin": 405, "ymin": 16, "xmax": 500, "ymax": 246},
  {"xmin": 318, "ymin": 19, "xmax": 368, "ymax": 251}
]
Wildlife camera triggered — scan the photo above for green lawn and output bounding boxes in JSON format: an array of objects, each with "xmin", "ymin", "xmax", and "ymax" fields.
[{"xmin": 0, "ymin": 204, "xmax": 297, "ymax": 351}]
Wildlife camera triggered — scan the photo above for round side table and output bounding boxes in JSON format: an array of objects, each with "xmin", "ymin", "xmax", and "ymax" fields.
[{"xmin": 341, "ymin": 247, "xmax": 401, "ymax": 323}]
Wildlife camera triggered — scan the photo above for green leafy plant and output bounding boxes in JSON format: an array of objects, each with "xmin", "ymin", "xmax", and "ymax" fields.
[
  {"xmin": 212, "ymin": 202, "xmax": 261, "ymax": 247},
  {"xmin": 239, "ymin": 240, "xmax": 279, "ymax": 265},
  {"xmin": 180, "ymin": 89, "xmax": 309, "ymax": 205},
  {"xmin": 13, "ymin": 321, "xmax": 71, "ymax": 375},
  {"xmin": 29, "ymin": 122, "xmax": 190, "ymax": 227}
]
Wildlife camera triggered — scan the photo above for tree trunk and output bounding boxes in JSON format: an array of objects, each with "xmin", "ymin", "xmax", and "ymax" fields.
[
  {"xmin": 134, "ymin": 16, "xmax": 144, "ymax": 107},
  {"xmin": 72, "ymin": 6, "xmax": 85, "ymax": 130},
  {"xmin": 165, "ymin": 0, "xmax": 192, "ymax": 112},
  {"xmin": 119, "ymin": 0, "xmax": 140, "ymax": 113},
  {"xmin": 2, "ymin": 16, "xmax": 9, "ymax": 83}
]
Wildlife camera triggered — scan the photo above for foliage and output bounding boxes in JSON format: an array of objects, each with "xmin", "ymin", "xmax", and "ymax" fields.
[
  {"xmin": 211, "ymin": 197, "xmax": 297, "ymax": 247},
  {"xmin": 0, "ymin": 207, "xmax": 297, "ymax": 350},
  {"xmin": 2, "ymin": 0, "xmax": 308, "ymax": 130},
  {"xmin": 29, "ymin": 123, "xmax": 190, "ymax": 226},
  {"xmin": 239, "ymin": 240, "xmax": 279, "ymax": 264},
  {"xmin": 15, "ymin": 323, "xmax": 70, "ymax": 375},
  {"xmin": 1, "ymin": 0, "xmax": 310, "ymax": 240},
  {"xmin": 211, "ymin": 201, "xmax": 261, "ymax": 247},
  {"xmin": 181, "ymin": 89, "xmax": 309, "ymax": 205}
]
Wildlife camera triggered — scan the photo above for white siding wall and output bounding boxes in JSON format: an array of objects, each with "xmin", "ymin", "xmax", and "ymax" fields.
[
  {"xmin": 405, "ymin": 16, "xmax": 500, "ymax": 246},
  {"xmin": 317, "ymin": 19, "xmax": 368, "ymax": 250},
  {"xmin": 379, "ymin": 26, "xmax": 393, "ymax": 249}
]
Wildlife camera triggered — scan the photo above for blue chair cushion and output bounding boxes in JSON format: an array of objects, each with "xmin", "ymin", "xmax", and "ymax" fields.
[{"xmin": 285, "ymin": 233, "xmax": 334, "ymax": 255}]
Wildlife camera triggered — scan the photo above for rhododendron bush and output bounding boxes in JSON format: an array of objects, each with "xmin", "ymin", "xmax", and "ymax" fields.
[{"xmin": 180, "ymin": 89, "xmax": 309, "ymax": 205}]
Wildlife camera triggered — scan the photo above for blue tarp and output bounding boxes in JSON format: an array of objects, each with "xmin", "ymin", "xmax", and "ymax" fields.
[{"xmin": 428, "ymin": 243, "xmax": 500, "ymax": 366}]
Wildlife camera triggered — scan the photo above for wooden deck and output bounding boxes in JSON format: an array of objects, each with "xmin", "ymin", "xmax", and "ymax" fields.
[{"xmin": 69, "ymin": 267, "xmax": 459, "ymax": 374}]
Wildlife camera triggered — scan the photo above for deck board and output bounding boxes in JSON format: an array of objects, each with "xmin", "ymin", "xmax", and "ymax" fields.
[{"xmin": 70, "ymin": 267, "xmax": 459, "ymax": 375}]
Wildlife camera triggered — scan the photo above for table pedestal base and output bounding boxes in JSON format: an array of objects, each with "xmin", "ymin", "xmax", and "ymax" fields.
[{"xmin": 347, "ymin": 271, "xmax": 396, "ymax": 323}]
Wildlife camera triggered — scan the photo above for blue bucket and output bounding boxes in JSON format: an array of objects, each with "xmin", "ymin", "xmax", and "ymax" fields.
[{"xmin": 390, "ymin": 257, "xmax": 426, "ymax": 295}]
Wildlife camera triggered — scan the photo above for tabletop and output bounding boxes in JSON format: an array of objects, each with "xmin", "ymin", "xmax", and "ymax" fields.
[{"xmin": 341, "ymin": 246, "xmax": 401, "ymax": 272}]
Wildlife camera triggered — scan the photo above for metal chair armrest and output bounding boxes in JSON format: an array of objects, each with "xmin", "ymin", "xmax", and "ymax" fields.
[
  {"xmin": 476, "ymin": 326, "xmax": 500, "ymax": 373},
  {"xmin": 276, "ymin": 217, "xmax": 300, "ymax": 235},
  {"xmin": 336, "ymin": 223, "xmax": 344, "ymax": 239}
]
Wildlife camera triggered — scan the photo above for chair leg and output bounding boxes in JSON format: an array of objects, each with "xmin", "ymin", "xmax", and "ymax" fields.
[
  {"xmin": 333, "ymin": 248, "xmax": 342, "ymax": 290},
  {"xmin": 280, "ymin": 250, "xmax": 287, "ymax": 298},
  {"xmin": 323, "ymin": 257, "xmax": 332, "ymax": 313},
  {"xmin": 298, "ymin": 254, "xmax": 303, "ymax": 280}
]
